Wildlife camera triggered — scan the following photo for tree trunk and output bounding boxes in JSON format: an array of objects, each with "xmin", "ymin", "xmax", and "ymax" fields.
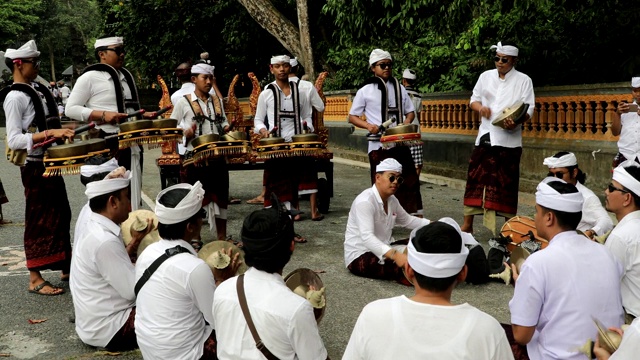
[
  {"xmin": 296, "ymin": 0, "xmax": 315, "ymax": 80},
  {"xmin": 49, "ymin": 44, "xmax": 56, "ymax": 82}
]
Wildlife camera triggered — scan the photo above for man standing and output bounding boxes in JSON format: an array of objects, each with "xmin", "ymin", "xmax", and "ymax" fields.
[
  {"xmin": 344, "ymin": 158, "xmax": 430, "ymax": 285},
  {"xmin": 171, "ymin": 61, "xmax": 193, "ymax": 159},
  {"xmin": 213, "ymin": 195, "xmax": 328, "ymax": 359},
  {"xmin": 509, "ymin": 177, "xmax": 624, "ymax": 359},
  {"xmin": 402, "ymin": 68, "xmax": 424, "ymax": 177},
  {"xmin": 462, "ymin": 41, "xmax": 535, "ymax": 234},
  {"xmin": 58, "ymin": 80, "xmax": 71, "ymax": 105},
  {"xmin": 611, "ymin": 77, "xmax": 640, "ymax": 168},
  {"xmin": 4, "ymin": 40, "xmax": 75, "ymax": 295},
  {"xmin": 135, "ymin": 181, "xmax": 239, "ymax": 360},
  {"xmin": 174, "ymin": 62, "xmax": 231, "ymax": 241},
  {"xmin": 70, "ymin": 167, "xmax": 152, "ymax": 351},
  {"xmin": 604, "ymin": 160, "xmax": 640, "ymax": 324},
  {"xmin": 348, "ymin": 49, "xmax": 422, "ymax": 216},
  {"xmin": 344, "ymin": 220, "xmax": 514, "ymax": 359}
]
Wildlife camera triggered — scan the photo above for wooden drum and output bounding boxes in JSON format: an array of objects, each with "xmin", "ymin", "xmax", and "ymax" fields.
[{"xmin": 380, "ymin": 124, "xmax": 422, "ymax": 148}]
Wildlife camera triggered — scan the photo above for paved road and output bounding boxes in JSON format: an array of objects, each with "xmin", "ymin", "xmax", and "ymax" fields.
[{"xmin": 0, "ymin": 138, "xmax": 536, "ymax": 359}]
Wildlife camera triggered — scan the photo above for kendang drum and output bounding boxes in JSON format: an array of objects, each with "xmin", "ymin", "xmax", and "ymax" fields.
[
  {"xmin": 255, "ymin": 136, "xmax": 291, "ymax": 160},
  {"xmin": 284, "ymin": 268, "xmax": 326, "ymax": 324},
  {"xmin": 380, "ymin": 124, "xmax": 422, "ymax": 148},
  {"xmin": 43, "ymin": 139, "xmax": 110, "ymax": 177},
  {"xmin": 289, "ymin": 133, "xmax": 325, "ymax": 158},
  {"xmin": 500, "ymin": 215, "xmax": 548, "ymax": 253}
]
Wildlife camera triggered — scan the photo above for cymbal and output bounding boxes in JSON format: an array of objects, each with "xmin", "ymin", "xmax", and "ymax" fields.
[
  {"xmin": 491, "ymin": 101, "xmax": 529, "ymax": 129},
  {"xmin": 510, "ymin": 246, "xmax": 530, "ymax": 273}
]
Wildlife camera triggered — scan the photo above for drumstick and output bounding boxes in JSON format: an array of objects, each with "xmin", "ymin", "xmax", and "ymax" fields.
[
  {"xmin": 122, "ymin": 109, "xmax": 145, "ymax": 120},
  {"xmin": 33, "ymin": 122, "xmax": 96, "ymax": 149},
  {"xmin": 147, "ymin": 105, "xmax": 172, "ymax": 119}
]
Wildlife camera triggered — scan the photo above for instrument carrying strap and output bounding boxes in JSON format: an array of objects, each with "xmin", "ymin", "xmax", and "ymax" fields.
[
  {"xmin": 236, "ymin": 274, "xmax": 280, "ymax": 360},
  {"xmin": 184, "ymin": 94, "xmax": 217, "ymax": 137},
  {"xmin": 267, "ymin": 81, "xmax": 301, "ymax": 138},
  {"xmin": 82, "ymin": 64, "xmax": 142, "ymax": 119},
  {"xmin": 0, "ymin": 82, "xmax": 60, "ymax": 132},
  {"xmin": 363, "ymin": 76, "xmax": 403, "ymax": 125},
  {"xmin": 134, "ymin": 245, "xmax": 191, "ymax": 296}
]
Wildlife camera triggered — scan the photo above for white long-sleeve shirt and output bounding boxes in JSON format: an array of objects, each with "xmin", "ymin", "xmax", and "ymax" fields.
[
  {"xmin": 344, "ymin": 185, "xmax": 430, "ymax": 266},
  {"xmin": 4, "ymin": 83, "xmax": 50, "ymax": 157},
  {"xmin": 254, "ymin": 81, "xmax": 313, "ymax": 142},
  {"xmin": 470, "ymin": 68, "xmax": 535, "ymax": 148},
  {"xmin": 290, "ymin": 76, "xmax": 325, "ymax": 112},
  {"xmin": 173, "ymin": 92, "xmax": 229, "ymax": 151},
  {"xmin": 605, "ymin": 210, "xmax": 640, "ymax": 317},
  {"xmin": 617, "ymin": 103, "xmax": 640, "ymax": 161},
  {"xmin": 575, "ymin": 182, "xmax": 613, "ymax": 235}
]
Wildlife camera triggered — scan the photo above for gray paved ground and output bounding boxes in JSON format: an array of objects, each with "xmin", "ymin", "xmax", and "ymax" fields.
[{"xmin": 0, "ymin": 136, "xmax": 537, "ymax": 359}]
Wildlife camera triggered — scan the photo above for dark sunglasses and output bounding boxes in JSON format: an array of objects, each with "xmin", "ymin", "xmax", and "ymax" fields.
[
  {"xmin": 21, "ymin": 59, "xmax": 41, "ymax": 68},
  {"xmin": 547, "ymin": 171, "xmax": 567, "ymax": 179},
  {"xmin": 104, "ymin": 47, "xmax": 126, "ymax": 56},
  {"xmin": 387, "ymin": 174, "xmax": 404, "ymax": 184},
  {"xmin": 376, "ymin": 62, "xmax": 392, "ymax": 70},
  {"xmin": 607, "ymin": 183, "xmax": 629, "ymax": 194},
  {"xmin": 494, "ymin": 56, "xmax": 510, "ymax": 64}
]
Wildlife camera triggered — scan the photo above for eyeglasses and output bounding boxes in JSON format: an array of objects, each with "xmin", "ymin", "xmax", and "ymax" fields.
[
  {"xmin": 104, "ymin": 47, "xmax": 126, "ymax": 56},
  {"xmin": 376, "ymin": 62, "xmax": 393, "ymax": 70},
  {"xmin": 494, "ymin": 56, "xmax": 510, "ymax": 64},
  {"xmin": 21, "ymin": 59, "xmax": 41, "ymax": 69},
  {"xmin": 387, "ymin": 174, "xmax": 404, "ymax": 184},
  {"xmin": 607, "ymin": 183, "xmax": 629, "ymax": 194},
  {"xmin": 547, "ymin": 171, "xmax": 567, "ymax": 179}
]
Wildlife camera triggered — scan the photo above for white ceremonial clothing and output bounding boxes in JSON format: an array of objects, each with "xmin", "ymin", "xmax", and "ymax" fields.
[
  {"xmin": 290, "ymin": 76, "xmax": 325, "ymax": 112},
  {"xmin": 73, "ymin": 202, "xmax": 92, "ymax": 246},
  {"xmin": 4, "ymin": 84, "xmax": 51, "ymax": 157},
  {"xmin": 405, "ymin": 86, "xmax": 422, "ymax": 125},
  {"xmin": 349, "ymin": 81, "xmax": 415, "ymax": 153},
  {"xmin": 135, "ymin": 239, "xmax": 215, "ymax": 360},
  {"xmin": 575, "ymin": 182, "xmax": 613, "ymax": 235},
  {"xmin": 470, "ymin": 68, "xmax": 535, "ymax": 148},
  {"xmin": 174, "ymin": 92, "xmax": 230, "ymax": 151},
  {"xmin": 213, "ymin": 267, "xmax": 327, "ymax": 360},
  {"xmin": 254, "ymin": 81, "xmax": 313, "ymax": 142},
  {"xmin": 69, "ymin": 212, "xmax": 135, "ymax": 347},
  {"xmin": 617, "ymin": 103, "xmax": 640, "ymax": 162},
  {"xmin": 510, "ymin": 231, "xmax": 624, "ymax": 360},
  {"xmin": 170, "ymin": 82, "xmax": 195, "ymax": 155},
  {"xmin": 344, "ymin": 185, "xmax": 430, "ymax": 266},
  {"xmin": 610, "ymin": 317, "xmax": 640, "ymax": 360},
  {"xmin": 605, "ymin": 210, "xmax": 640, "ymax": 317},
  {"xmin": 343, "ymin": 296, "xmax": 514, "ymax": 360},
  {"xmin": 60, "ymin": 86, "xmax": 71, "ymax": 105}
]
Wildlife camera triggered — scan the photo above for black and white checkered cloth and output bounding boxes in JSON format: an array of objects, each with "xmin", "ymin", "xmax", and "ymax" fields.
[{"xmin": 409, "ymin": 144, "xmax": 423, "ymax": 167}]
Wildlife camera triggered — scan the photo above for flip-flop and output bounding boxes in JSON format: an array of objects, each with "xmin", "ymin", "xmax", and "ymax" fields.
[
  {"xmin": 229, "ymin": 197, "xmax": 242, "ymax": 205},
  {"xmin": 311, "ymin": 215, "xmax": 324, "ymax": 221},
  {"xmin": 226, "ymin": 236, "xmax": 244, "ymax": 249},
  {"xmin": 29, "ymin": 281, "xmax": 65, "ymax": 296},
  {"xmin": 246, "ymin": 197, "xmax": 264, "ymax": 205},
  {"xmin": 294, "ymin": 234, "xmax": 307, "ymax": 243}
]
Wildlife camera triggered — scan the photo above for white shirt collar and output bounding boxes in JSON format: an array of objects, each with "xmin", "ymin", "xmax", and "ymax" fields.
[{"xmin": 89, "ymin": 212, "xmax": 121, "ymax": 237}]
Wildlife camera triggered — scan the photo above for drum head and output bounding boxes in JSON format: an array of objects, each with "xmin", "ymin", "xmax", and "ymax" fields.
[
  {"xmin": 500, "ymin": 216, "xmax": 548, "ymax": 252},
  {"xmin": 284, "ymin": 268, "xmax": 326, "ymax": 323}
]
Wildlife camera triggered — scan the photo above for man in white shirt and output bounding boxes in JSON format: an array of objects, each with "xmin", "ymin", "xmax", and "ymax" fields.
[
  {"xmin": 344, "ymin": 219, "xmax": 514, "ymax": 360},
  {"xmin": 134, "ymin": 181, "xmax": 239, "ymax": 360},
  {"xmin": 594, "ymin": 317, "xmax": 640, "ymax": 360},
  {"xmin": 70, "ymin": 167, "xmax": 151, "ymax": 351},
  {"xmin": 402, "ymin": 68, "xmax": 424, "ymax": 177},
  {"xmin": 604, "ymin": 160, "xmax": 640, "ymax": 324},
  {"xmin": 344, "ymin": 158, "xmax": 430, "ymax": 285},
  {"xmin": 509, "ymin": 177, "xmax": 624, "ymax": 360},
  {"xmin": 542, "ymin": 151, "xmax": 613, "ymax": 239},
  {"xmin": 174, "ymin": 62, "xmax": 231, "ymax": 242},
  {"xmin": 611, "ymin": 77, "xmax": 640, "ymax": 168},
  {"xmin": 213, "ymin": 195, "xmax": 328, "ymax": 359},
  {"xmin": 349, "ymin": 49, "xmax": 422, "ymax": 216},
  {"xmin": 462, "ymin": 41, "xmax": 535, "ymax": 234},
  {"xmin": 171, "ymin": 62, "xmax": 194, "ymax": 157},
  {"xmin": 58, "ymin": 80, "xmax": 70, "ymax": 105}
]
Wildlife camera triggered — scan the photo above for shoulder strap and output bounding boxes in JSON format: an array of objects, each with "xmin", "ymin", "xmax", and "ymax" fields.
[
  {"xmin": 82, "ymin": 63, "xmax": 125, "ymax": 113},
  {"xmin": 120, "ymin": 68, "xmax": 140, "ymax": 111},
  {"xmin": 266, "ymin": 84, "xmax": 280, "ymax": 137},
  {"xmin": 1, "ymin": 83, "xmax": 51, "ymax": 132},
  {"xmin": 134, "ymin": 245, "xmax": 191, "ymax": 296},
  {"xmin": 236, "ymin": 274, "xmax": 280, "ymax": 360}
]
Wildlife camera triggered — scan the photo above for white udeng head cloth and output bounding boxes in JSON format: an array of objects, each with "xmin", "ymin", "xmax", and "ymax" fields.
[
  {"xmin": 376, "ymin": 158, "xmax": 402, "ymax": 173},
  {"xmin": 191, "ymin": 63, "xmax": 214, "ymax": 75},
  {"xmin": 490, "ymin": 41, "xmax": 519, "ymax": 57},
  {"xmin": 5, "ymin": 40, "xmax": 40, "ymax": 59},
  {"xmin": 543, "ymin": 152, "xmax": 578, "ymax": 169},
  {"xmin": 535, "ymin": 177, "xmax": 583, "ymax": 213},
  {"xmin": 613, "ymin": 160, "xmax": 640, "ymax": 197},
  {"xmin": 80, "ymin": 158, "xmax": 119, "ymax": 177},
  {"xmin": 155, "ymin": 181, "xmax": 205, "ymax": 225},
  {"xmin": 407, "ymin": 218, "xmax": 470, "ymax": 278},
  {"xmin": 632, "ymin": 77, "xmax": 640, "ymax": 88},
  {"xmin": 271, "ymin": 55, "xmax": 290, "ymax": 65},
  {"xmin": 402, "ymin": 68, "xmax": 417, "ymax": 80},
  {"xmin": 369, "ymin": 49, "xmax": 392, "ymax": 66},
  {"xmin": 289, "ymin": 57, "xmax": 299, "ymax": 67},
  {"xmin": 94, "ymin": 37, "xmax": 124, "ymax": 49},
  {"xmin": 85, "ymin": 167, "xmax": 131, "ymax": 200}
]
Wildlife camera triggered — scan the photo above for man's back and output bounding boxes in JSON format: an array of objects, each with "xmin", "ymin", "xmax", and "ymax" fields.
[{"xmin": 343, "ymin": 295, "xmax": 513, "ymax": 360}]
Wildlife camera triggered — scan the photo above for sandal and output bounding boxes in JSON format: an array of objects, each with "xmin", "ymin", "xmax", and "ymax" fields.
[
  {"xmin": 29, "ymin": 281, "xmax": 65, "ymax": 296},
  {"xmin": 226, "ymin": 235, "xmax": 244, "ymax": 249},
  {"xmin": 246, "ymin": 197, "xmax": 264, "ymax": 205},
  {"xmin": 229, "ymin": 197, "xmax": 241, "ymax": 205},
  {"xmin": 294, "ymin": 233, "xmax": 307, "ymax": 243}
]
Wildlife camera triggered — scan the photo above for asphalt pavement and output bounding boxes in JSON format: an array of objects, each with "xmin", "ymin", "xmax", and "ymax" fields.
[{"xmin": 0, "ymin": 135, "xmax": 537, "ymax": 359}]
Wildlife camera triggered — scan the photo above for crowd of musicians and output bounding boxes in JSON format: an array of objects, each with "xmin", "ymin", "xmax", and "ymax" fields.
[{"xmin": 3, "ymin": 35, "xmax": 640, "ymax": 360}]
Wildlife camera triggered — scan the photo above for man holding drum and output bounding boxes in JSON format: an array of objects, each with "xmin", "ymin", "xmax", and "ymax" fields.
[
  {"xmin": 462, "ymin": 41, "xmax": 535, "ymax": 235},
  {"xmin": 174, "ymin": 62, "xmax": 231, "ymax": 242}
]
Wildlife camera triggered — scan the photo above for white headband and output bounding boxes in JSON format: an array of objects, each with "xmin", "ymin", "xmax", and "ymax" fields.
[
  {"xmin": 80, "ymin": 158, "xmax": 119, "ymax": 177},
  {"xmin": 289, "ymin": 57, "xmax": 299, "ymax": 67},
  {"xmin": 155, "ymin": 181, "xmax": 205, "ymax": 225},
  {"xmin": 5, "ymin": 40, "xmax": 40, "ymax": 59},
  {"xmin": 490, "ymin": 41, "xmax": 519, "ymax": 57},
  {"xmin": 369, "ymin": 49, "xmax": 392, "ymax": 66},
  {"xmin": 402, "ymin": 68, "xmax": 416, "ymax": 80},
  {"xmin": 85, "ymin": 167, "xmax": 131, "ymax": 200},
  {"xmin": 271, "ymin": 55, "xmax": 290, "ymax": 65},
  {"xmin": 191, "ymin": 63, "xmax": 214, "ymax": 75},
  {"xmin": 613, "ymin": 160, "xmax": 640, "ymax": 197},
  {"xmin": 94, "ymin": 37, "xmax": 123, "ymax": 49},
  {"xmin": 632, "ymin": 77, "xmax": 640, "ymax": 88},
  {"xmin": 376, "ymin": 158, "xmax": 402, "ymax": 173},
  {"xmin": 407, "ymin": 218, "xmax": 470, "ymax": 278},
  {"xmin": 535, "ymin": 177, "xmax": 583, "ymax": 213},
  {"xmin": 543, "ymin": 153, "xmax": 578, "ymax": 168}
]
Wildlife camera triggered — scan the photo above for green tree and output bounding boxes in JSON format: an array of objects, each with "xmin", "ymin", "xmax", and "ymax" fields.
[{"xmin": 0, "ymin": 0, "xmax": 42, "ymax": 47}]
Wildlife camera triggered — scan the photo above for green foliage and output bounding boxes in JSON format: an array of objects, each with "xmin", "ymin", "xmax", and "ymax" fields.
[{"xmin": 0, "ymin": 0, "xmax": 42, "ymax": 46}]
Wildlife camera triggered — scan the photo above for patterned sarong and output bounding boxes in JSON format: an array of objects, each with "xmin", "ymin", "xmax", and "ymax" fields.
[
  {"xmin": 369, "ymin": 146, "xmax": 422, "ymax": 215},
  {"xmin": 181, "ymin": 157, "xmax": 229, "ymax": 209},
  {"xmin": 298, "ymin": 157, "xmax": 318, "ymax": 194},
  {"xmin": 463, "ymin": 145, "xmax": 522, "ymax": 214},
  {"xmin": 264, "ymin": 158, "xmax": 299, "ymax": 208},
  {"xmin": 20, "ymin": 161, "xmax": 72, "ymax": 271},
  {"xmin": 106, "ymin": 307, "xmax": 137, "ymax": 351},
  {"xmin": 500, "ymin": 323, "xmax": 530, "ymax": 360},
  {"xmin": 347, "ymin": 239, "xmax": 411, "ymax": 286}
]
